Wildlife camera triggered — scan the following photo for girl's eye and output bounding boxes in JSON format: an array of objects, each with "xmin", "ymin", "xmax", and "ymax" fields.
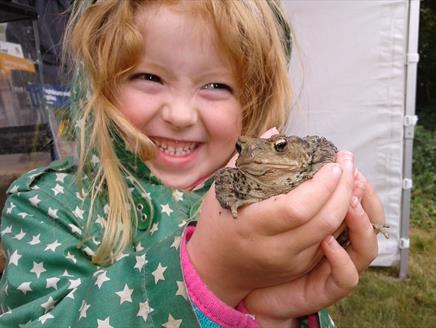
[
  {"xmin": 132, "ymin": 73, "xmax": 162, "ymax": 84},
  {"xmin": 202, "ymin": 83, "xmax": 233, "ymax": 93}
]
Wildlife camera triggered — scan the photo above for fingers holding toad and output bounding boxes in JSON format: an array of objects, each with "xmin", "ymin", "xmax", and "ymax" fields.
[{"xmin": 187, "ymin": 131, "xmax": 356, "ymax": 307}]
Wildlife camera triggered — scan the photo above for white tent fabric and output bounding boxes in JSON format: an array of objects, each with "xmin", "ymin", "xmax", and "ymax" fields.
[{"xmin": 283, "ymin": 0, "xmax": 417, "ymax": 266}]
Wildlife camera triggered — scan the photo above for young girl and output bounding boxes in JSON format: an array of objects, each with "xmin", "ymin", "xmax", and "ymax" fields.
[{"xmin": 0, "ymin": 1, "xmax": 383, "ymax": 327}]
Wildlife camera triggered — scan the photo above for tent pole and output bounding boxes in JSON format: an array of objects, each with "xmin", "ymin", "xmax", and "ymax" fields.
[{"xmin": 399, "ymin": 0, "xmax": 420, "ymax": 279}]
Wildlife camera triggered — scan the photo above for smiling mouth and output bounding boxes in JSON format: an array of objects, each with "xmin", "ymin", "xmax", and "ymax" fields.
[{"xmin": 152, "ymin": 137, "xmax": 198, "ymax": 157}]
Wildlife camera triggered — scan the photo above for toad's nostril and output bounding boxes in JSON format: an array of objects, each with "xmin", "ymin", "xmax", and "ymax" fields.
[{"xmin": 235, "ymin": 141, "xmax": 242, "ymax": 154}]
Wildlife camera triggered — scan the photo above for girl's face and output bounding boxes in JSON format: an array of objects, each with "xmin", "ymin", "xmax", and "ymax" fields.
[{"xmin": 116, "ymin": 4, "xmax": 242, "ymax": 190}]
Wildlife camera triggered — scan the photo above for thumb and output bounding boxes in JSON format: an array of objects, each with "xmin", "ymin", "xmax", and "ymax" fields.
[{"xmin": 260, "ymin": 127, "xmax": 280, "ymax": 139}]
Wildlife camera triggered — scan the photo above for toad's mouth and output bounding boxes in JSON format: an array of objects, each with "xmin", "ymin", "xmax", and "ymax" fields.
[
  {"xmin": 238, "ymin": 161, "xmax": 301, "ymax": 175},
  {"xmin": 152, "ymin": 137, "xmax": 199, "ymax": 157}
]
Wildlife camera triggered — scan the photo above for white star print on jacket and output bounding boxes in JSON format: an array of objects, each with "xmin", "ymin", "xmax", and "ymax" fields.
[{"xmin": 0, "ymin": 156, "xmax": 210, "ymax": 327}]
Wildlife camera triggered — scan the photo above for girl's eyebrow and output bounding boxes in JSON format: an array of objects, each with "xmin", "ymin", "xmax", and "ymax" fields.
[
  {"xmin": 133, "ymin": 61, "xmax": 175, "ymax": 79},
  {"xmin": 134, "ymin": 60, "xmax": 235, "ymax": 85},
  {"xmin": 200, "ymin": 65, "xmax": 233, "ymax": 75},
  {"xmin": 194, "ymin": 68, "xmax": 235, "ymax": 83}
]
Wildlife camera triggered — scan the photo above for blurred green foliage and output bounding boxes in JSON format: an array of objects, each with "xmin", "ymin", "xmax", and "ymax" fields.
[
  {"xmin": 411, "ymin": 125, "xmax": 436, "ymax": 229},
  {"xmin": 417, "ymin": 1, "xmax": 436, "ymax": 110},
  {"xmin": 413, "ymin": 126, "xmax": 436, "ymax": 176}
]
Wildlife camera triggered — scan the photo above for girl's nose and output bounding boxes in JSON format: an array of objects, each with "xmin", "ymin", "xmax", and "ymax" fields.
[{"xmin": 161, "ymin": 98, "xmax": 198, "ymax": 129}]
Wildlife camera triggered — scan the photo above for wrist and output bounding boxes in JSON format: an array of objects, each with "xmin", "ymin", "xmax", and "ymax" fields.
[
  {"xmin": 254, "ymin": 316, "xmax": 299, "ymax": 328},
  {"xmin": 186, "ymin": 227, "xmax": 250, "ymax": 307}
]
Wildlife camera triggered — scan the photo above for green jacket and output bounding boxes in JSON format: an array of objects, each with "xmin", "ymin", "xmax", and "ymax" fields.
[
  {"xmin": 0, "ymin": 154, "xmax": 208, "ymax": 327},
  {"xmin": 0, "ymin": 150, "xmax": 336, "ymax": 327}
]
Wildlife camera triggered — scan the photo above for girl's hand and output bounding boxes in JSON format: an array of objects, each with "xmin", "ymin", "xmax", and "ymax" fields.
[
  {"xmin": 242, "ymin": 170, "xmax": 383, "ymax": 326},
  {"xmin": 187, "ymin": 132, "xmax": 356, "ymax": 307}
]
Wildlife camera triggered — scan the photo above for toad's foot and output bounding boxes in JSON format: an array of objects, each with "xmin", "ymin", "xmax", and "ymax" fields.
[{"xmin": 372, "ymin": 223, "xmax": 390, "ymax": 239}]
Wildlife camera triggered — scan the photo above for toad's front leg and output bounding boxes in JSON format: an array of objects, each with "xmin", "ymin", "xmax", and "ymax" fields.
[{"xmin": 215, "ymin": 168, "xmax": 259, "ymax": 218}]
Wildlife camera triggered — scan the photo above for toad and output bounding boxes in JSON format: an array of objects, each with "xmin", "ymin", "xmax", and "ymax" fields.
[{"xmin": 215, "ymin": 134, "xmax": 389, "ymax": 239}]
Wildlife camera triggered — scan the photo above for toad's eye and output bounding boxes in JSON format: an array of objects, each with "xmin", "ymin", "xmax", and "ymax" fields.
[
  {"xmin": 274, "ymin": 139, "xmax": 288, "ymax": 152},
  {"xmin": 235, "ymin": 141, "xmax": 242, "ymax": 154}
]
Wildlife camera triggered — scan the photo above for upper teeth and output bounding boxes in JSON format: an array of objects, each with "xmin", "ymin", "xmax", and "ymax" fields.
[{"xmin": 154, "ymin": 140, "xmax": 196, "ymax": 156}]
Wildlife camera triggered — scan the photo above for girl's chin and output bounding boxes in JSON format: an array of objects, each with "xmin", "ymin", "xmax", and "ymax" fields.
[
  {"xmin": 152, "ymin": 172, "xmax": 199, "ymax": 190},
  {"xmin": 145, "ymin": 162, "xmax": 199, "ymax": 189}
]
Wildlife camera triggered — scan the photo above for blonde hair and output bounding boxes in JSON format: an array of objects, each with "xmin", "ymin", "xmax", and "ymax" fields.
[{"xmin": 66, "ymin": 0, "xmax": 292, "ymax": 265}]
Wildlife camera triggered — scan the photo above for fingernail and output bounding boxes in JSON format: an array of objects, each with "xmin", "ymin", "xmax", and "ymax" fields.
[
  {"xmin": 261, "ymin": 127, "xmax": 279, "ymax": 138},
  {"xmin": 353, "ymin": 193, "xmax": 363, "ymax": 203},
  {"xmin": 353, "ymin": 201, "xmax": 365, "ymax": 216},
  {"xmin": 271, "ymin": 127, "xmax": 279, "ymax": 133},
  {"xmin": 330, "ymin": 164, "xmax": 342, "ymax": 178},
  {"xmin": 342, "ymin": 151, "xmax": 353, "ymax": 161},
  {"xmin": 351, "ymin": 196, "xmax": 359, "ymax": 208},
  {"xmin": 354, "ymin": 180, "xmax": 365, "ymax": 192},
  {"xmin": 326, "ymin": 235, "xmax": 340, "ymax": 250},
  {"xmin": 343, "ymin": 152, "xmax": 354, "ymax": 171}
]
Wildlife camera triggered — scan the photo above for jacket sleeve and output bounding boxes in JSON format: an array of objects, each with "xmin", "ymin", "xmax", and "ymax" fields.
[
  {"xmin": 0, "ymin": 162, "xmax": 199, "ymax": 327},
  {"xmin": 0, "ymin": 169, "xmax": 103, "ymax": 327},
  {"xmin": 181, "ymin": 225, "xmax": 259, "ymax": 328}
]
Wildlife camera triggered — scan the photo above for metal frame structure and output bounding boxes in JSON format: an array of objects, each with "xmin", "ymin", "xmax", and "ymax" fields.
[
  {"xmin": 0, "ymin": 0, "xmax": 58, "ymax": 159},
  {"xmin": 399, "ymin": 0, "xmax": 421, "ymax": 279},
  {"xmin": 0, "ymin": 1, "xmax": 44, "ymax": 98}
]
